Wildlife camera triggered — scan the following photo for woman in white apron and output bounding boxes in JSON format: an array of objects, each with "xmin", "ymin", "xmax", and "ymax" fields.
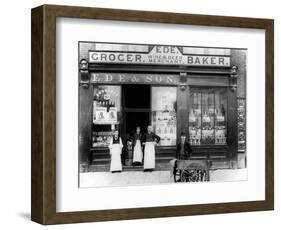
[
  {"xmin": 130, "ymin": 126, "xmax": 143, "ymax": 166},
  {"xmin": 142, "ymin": 125, "xmax": 160, "ymax": 172},
  {"xmin": 109, "ymin": 130, "xmax": 123, "ymax": 173}
]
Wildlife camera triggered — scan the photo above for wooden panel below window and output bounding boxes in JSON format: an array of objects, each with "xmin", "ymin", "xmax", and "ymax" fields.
[{"xmin": 190, "ymin": 145, "xmax": 229, "ymax": 159}]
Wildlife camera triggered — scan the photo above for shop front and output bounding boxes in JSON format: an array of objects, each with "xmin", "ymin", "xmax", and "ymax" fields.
[{"xmin": 78, "ymin": 42, "xmax": 245, "ymax": 171}]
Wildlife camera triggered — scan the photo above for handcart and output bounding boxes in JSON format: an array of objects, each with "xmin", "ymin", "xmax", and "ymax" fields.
[{"xmin": 170, "ymin": 159, "xmax": 210, "ymax": 182}]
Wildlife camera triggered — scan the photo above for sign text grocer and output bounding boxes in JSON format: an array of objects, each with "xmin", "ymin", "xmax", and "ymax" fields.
[{"xmin": 88, "ymin": 46, "xmax": 230, "ymax": 67}]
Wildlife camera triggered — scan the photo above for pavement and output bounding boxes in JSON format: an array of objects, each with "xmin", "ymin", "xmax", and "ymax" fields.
[{"xmin": 79, "ymin": 168, "xmax": 247, "ymax": 188}]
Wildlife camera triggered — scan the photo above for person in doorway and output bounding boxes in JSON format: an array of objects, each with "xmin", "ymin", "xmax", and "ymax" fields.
[
  {"xmin": 176, "ymin": 132, "xmax": 192, "ymax": 160},
  {"xmin": 130, "ymin": 126, "xmax": 143, "ymax": 166},
  {"xmin": 142, "ymin": 125, "xmax": 160, "ymax": 172},
  {"xmin": 109, "ymin": 130, "xmax": 123, "ymax": 173},
  {"xmin": 121, "ymin": 133, "xmax": 131, "ymax": 166}
]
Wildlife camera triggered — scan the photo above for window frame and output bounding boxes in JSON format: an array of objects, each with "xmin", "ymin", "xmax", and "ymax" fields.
[{"xmin": 189, "ymin": 87, "xmax": 228, "ymax": 146}]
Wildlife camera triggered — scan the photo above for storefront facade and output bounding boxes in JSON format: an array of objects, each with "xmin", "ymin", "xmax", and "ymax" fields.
[{"xmin": 78, "ymin": 42, "xmax": 246, "ymax": 170}]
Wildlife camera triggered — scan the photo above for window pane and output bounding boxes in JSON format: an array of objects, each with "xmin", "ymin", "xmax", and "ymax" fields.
[
  {"xmin": 92, "ymin": 85, "xmax": 121, "ymax": 147},
  {"xmin": 215, "ymin": 88, "xmax": 227, "ymax": 144},
  {"xmin": 201, "ymin": 90, "xmax": 215, "ymax": 145},
  {"xmin": 189, "ymin": 91, "xmax": 202, "ymax": 145},
  {"xmin": 151, "ymin": 87, "xmax": 177, "ymax": 146},
  {"xmin": 189, "ymin": 88, "xmax": 227, "ymax": 146}
]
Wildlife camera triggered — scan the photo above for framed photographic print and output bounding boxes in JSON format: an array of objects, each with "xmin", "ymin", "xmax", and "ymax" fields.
[{"xmin": 31, "ymin": 4, "xmax": 274, "ymax": 225}]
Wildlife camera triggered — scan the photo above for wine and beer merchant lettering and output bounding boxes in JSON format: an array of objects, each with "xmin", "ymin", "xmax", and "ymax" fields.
[{"xmin": 88, "ymin": 45, "xmax": 230, "ymax": 67}]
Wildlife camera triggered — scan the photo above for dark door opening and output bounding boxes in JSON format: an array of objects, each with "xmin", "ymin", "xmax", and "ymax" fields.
[
  {"xmin": 122, "ymin": 85, "xmax": 151, "ymax": 135},
  {"xmin": 123, "ymin": 85, "xmax": 151, "ymax": 108},
  {"xmin": 125, "ymin": 112, "xmax": 150, "ymax": 135}
]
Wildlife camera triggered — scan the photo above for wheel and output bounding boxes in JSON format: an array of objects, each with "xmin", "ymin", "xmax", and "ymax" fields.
[
  {"xmin": 180, "ymin": 169, "xmax": 191, "ymax": 182},
  {"xmin": 204, "ymin": 170, "xmax": 210, "ymax": 181},
  {"xmin": 189, "ymin": 170, "xmax": 201, "ymax": 182},
  {"xmin": 198, "ymin": 169, "xmax": 209, "ymax": 181},
  {"xmin": 198, "ymin": 170, "xmax": 206, "ymax": 181},
  {"xmin": 181, "ymin": 169, "xmax": 200, "ymax": 182},
  {"xmin": 173, "ymin": 169, "xmax": 181, "ymax": 183}
]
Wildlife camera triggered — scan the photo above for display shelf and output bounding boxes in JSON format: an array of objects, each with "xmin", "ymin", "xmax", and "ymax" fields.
[{"xmin": 189, "ymin": 88, "xmax": 227, "ymax": 146}]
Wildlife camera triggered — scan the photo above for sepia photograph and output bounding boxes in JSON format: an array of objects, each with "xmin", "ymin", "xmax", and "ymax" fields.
[{"xmin": 78, "ymin": 41, "xmax": 247, "ymax": 188}]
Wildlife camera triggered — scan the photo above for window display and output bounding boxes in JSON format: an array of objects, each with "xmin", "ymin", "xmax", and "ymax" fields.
[
  {"xmin": 189, "ymin": 92, "xmax": 202, "ymax": 145},
  {"xmin": 189, "ymin": 88, "xmax": 227, "ymax": 145},
  {"xmin": 93, "ymin": 85, "xmax": 121, "ymax": 123},
  {"xmin": 92, "ymin": 130, "xmax": 115, "ymax": 147},
  {"xmin": 215, "ymin": 89, "xmax": 227, "ymax": 145},
  {"xmin": 151, "ymin": 87, "xmax": 177, "ymax": 146},
  {"xmin": 92, "ymin": 85, "xmax": 121, "ymax": 147}
]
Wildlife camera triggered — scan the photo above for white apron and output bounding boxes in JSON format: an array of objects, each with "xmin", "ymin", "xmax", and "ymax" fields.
[
  {"xmin": 109, "ymin": 143, "xmax": 122, "ymax": 172},
  {"xmin": 133, "ymin": 140, "xmax": 143, "ymax": 163},
  {"xmin": 143, "ymin": 142, "xmax": 156, "ymax": 169}
]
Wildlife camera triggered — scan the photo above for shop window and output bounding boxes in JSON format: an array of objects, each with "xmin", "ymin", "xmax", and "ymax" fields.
[
  {"xmin": 92, "ymin": 85, "xmax": 121, "ymax": 147},
  {"xmin": 151, "ymin": 87, "xmax": 177, "ymax": 146},
  {"xmin": 189, "ymin": 88, "xmax": 227, "ymax": 145}
]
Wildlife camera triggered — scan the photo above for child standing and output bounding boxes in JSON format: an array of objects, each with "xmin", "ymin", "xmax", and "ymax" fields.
[{"xmin": 176, "ymin": 133, "xmax": 192, "ymax": 160}]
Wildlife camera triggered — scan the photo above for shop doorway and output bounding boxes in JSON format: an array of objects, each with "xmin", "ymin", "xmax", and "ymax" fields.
[
  {"xmin": 125, "ymin": 112, "xmax": 150, "ymax": 134},
  {"xmin": 122, "ymin": 85, "xmax": 151, "ymax": 135}
]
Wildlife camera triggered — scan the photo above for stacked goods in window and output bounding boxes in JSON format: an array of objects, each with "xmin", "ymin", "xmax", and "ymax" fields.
[
  {"xmin": 92, "ymin": 86, "xmax": 120, "ymax": 148},
  {"xmin": 215, "ymin": 110, "xmax": 227, "ymax": 145},
  {"xmin": 93, "ymin": 86, "xmax": 118, "ymax": 124},
  {"xmin": 92, "ymin": 131, "xmax": 114, "ymax": 147},
  {"xmin": 189, "ymin": 109, "xmax": 201, "ymax": 145},
  {"xmin": 189, "ymin": 89, "xmax": 228, "ymax": 146},
  {"xmin": 201, "ymin": 111, "xmax": 215, "ymax": 145},
  {"xmin": 152, "ymin": 88, "xmax": 177, "ymax": 146},
  {"xmin": 154, "ymin": 104, "xmax": 177, "ymax": 146}
]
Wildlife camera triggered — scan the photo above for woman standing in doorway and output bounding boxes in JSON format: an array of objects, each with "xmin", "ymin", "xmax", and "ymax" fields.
[
  {"xmin": 130, "ymin": 126, "xmax": 143, "ymax": 166},
  {"xmin": 109, "ymin": 130, "xmax": 123, "ymax": 173},
  {"xmin": 142, "ymin": 125, "xmax": 160, "ymax": 172}
]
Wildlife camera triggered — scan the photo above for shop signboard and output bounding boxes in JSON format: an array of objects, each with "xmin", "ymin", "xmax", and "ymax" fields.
[
  {"xmin": 90, "ymin": 73, "xmax": 179, "ymax": 85},
  {"xmin": 89, "ymin": 45, "xmax": 230, "ymax": 67}
]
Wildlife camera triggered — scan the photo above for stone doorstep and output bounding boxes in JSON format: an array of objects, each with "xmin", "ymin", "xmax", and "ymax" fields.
[{"xmin": 87, "ymin": 163, "xmax": 170, "ymax": 172}]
